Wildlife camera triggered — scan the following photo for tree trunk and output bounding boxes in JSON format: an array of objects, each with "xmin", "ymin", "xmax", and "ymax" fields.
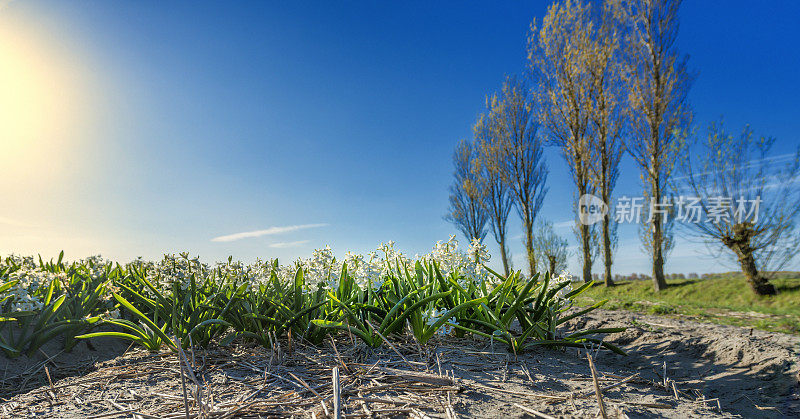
[
  {"xmin": 652, "ymin": 211, "xmax": 668, "ymax": 291},
  {"xmin": 602, "ymin": 213, "xmax": 613, "ymax": 287},
  {"xmin": 600, "ymin": 142, "xmax": 613, "ymax": 287},
  {"xmin": 737, "ymin": 251, "xmax": 777, "ymax": 295},
  {"xmin": 723, "ymin": 224, "xmax": 777, "ymax": 296},
  {"xmin": 581, "ymin": 223, "xmax": 592, "ymax": 283},
  {"xmin": 525, "ymin": 221, "xmax": 536, "ymax": 279},
  {"xmin": 498, "ymin": 237, "xmax": 510, "ymax": 278},
  {"xmin": 548, "ymin": 256, "xmax": 557, "ymax": 277}
]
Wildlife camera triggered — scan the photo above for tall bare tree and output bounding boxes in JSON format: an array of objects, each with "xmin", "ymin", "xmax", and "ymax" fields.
[
  {"xmin": 534, "ymin": 221, "xmax": 570, "ymax": 275},
  {"xmin": 621, "ymin": 0, "xmax": 692, "ymax": 291},
  {"xmin": 445, "ymin": 139, "xmax": 489, "ymax": 243},
  {"xmin": 587, "ymin": 0, "xmax": 626, "ymax": 286},
  {"xmin": 678, "ymin": 122, "xmax": 800, "ymax": 295},
  {"xmin": 529, "ymin": 0, "xmax": 596, "ymax": 283},
  {"xmin": 487, "ymin": 75, "xmax": 548, "ymax": 277},
  {"xmin": 474, "ymin": 112, "xmax": 514, "ymax": 276}
]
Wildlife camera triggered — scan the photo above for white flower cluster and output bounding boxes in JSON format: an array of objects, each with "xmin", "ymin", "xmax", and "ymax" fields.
[
  {"xmin": 224, "ymin": 258, "xmax": 265, "ymax": 288},
  {"xmin": 549, "ymin": 271, "xmax": 575, "ymax": 301},
  {"xmin": 239, "ymin": 237, "xmax": 490, "ymax": 290},
  {"xmin": 77, "ymin": 255, "xmax": 113, "ymax": 281},
  {"xmin": 422, "ymin": 235, "xmax": 491, "ymax": 284},
  {"xmin": 280, "ymin": 242, "xmax": 404, "ymax": 290},
  {"xmin": 144, "ymin": 253, "xmax": 209, "ymax": 292},
  {"xmin": 2, "ymin": 238, "xmax": 495, "ymax": 308},
  {"xmin": 425, "ymin": 307, "xmax": 459, "ymax": 335},
  {"xmin": 3, "ymin": 254, "xmax": 38, "ymax": 270},
  {"xmin": 214, "ymin": 259, "xmax": 246, "ymax": 281},
  {"xmin": 302, "ymin": 246, "xmax": 341, "ymax": 288},
  {"xmin": 3, "ymin": 268, "xmax": 66, "ymax": 312}
]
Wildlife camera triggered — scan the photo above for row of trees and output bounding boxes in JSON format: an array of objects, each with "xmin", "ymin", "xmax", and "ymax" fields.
[
  {"xmin": 601, "ymin": 273, "xmax": 697, "ymax": 282},
  {"xmin": 446, "ymin": 77, "xmax": 548, "ymax": 278},
  {"xmin": 446, "ymin": 0, "xmax": 800, "ymax": 295}
]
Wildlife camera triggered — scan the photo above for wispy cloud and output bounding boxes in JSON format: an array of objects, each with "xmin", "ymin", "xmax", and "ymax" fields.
[
  {"xmin": 0, "ymin": 1, "xmax": 16, "ymax": 11},
  {"xmin": 553, "ymin": 220, "xmax": 573, "ymax": 229},
  {"xmin": 672, "ymin": 152, "xmax": 797, "ymax": 182},
  {"xmin": 211, "ymin": 223, "xmax": 327, "ymax": 243},
  {"xmin": 269, "ymin": 240, "xmax": 310, "ymax": 249}
]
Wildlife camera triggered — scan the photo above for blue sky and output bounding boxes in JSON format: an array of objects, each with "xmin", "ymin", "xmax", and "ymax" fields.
[{"xmin": 1, "ymin": 0, "xmax": 798, "ymax": 275}]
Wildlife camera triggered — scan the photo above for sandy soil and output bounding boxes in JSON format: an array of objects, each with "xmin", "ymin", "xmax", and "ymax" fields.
[{"xmin": 1, "ymin": 308, "xmax": 798, "ymax": 418}]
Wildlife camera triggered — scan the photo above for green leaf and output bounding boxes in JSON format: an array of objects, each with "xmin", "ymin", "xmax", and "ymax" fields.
[
  {"xmin": 383, "ymin": 290, "xmax": 452, "ymax": 335},
  {"xmin": 564, "ymin": 280, "xmax": 594, "ymax": 299},
  {"xmin": 190, "ymin": 319, "xmax": 232, "ymax": 335},
  {"xmin": 112, "ymin": 293, "xmax": 176, "ymax": 350},
  {"xmin": 0, "ymin": 279, "xmax": 18, "ymax": 294},
  {"xmin": 311, "ymin": 319, "xmax": 375, "ymax": 345},
  {"xmin": 378, "ymin": 284, "xmax": 431, "ymax": 331},
  {"xmin": 500, "ymin": 274, "xmax": 539, "ymax": 325},
  {"xmin": 421, "ymin": 297, "xmax": 486, "ymax": 343}
]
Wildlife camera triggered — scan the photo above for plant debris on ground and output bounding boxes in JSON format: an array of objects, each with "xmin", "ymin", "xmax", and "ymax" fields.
[{"xmin": 1, "ymin": 309, "xmax": 797, "ymax": 418}]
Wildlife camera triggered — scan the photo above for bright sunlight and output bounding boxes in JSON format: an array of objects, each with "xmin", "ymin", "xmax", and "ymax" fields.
[{"xmin": 0, "ymin": 22, "xmax": 80, "ymax": 174}]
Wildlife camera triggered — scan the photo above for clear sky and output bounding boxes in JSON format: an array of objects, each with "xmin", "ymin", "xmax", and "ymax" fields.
[{"xmin": 1, "ymin": 0, "xmax": 799, "ymax": 275}]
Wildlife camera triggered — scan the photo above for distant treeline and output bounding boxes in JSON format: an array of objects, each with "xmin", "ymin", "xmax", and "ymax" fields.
[{"xmin": 602, "ymin": 271, "xmax": 800, "ymax": 281}]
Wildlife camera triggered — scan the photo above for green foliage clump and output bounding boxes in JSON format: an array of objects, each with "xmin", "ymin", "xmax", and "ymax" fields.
[{"xmin": 0, "ymin": 250, "xmax": 625, "ymax": 356}]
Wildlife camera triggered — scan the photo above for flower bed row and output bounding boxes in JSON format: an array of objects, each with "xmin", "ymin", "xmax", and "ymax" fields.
[{"xmin": 0, "ymin": 237, "xmax": 623, "ymax": 358}]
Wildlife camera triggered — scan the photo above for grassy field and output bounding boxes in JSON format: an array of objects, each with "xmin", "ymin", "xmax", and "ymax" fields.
[{"xmin": 576, "ymin": 272, "xmax": 800, "ymax": 334}]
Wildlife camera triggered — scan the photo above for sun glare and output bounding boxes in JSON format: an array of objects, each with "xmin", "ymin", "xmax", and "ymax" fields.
[{"xmin": 0, "ymin": 21, "xmax": 82, "ymax": 175}]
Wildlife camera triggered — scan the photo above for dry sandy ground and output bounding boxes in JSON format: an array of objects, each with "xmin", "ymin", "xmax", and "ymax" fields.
[{"xmin": 1, "ymin": 308, "xmax": 798, "ymax": 418}]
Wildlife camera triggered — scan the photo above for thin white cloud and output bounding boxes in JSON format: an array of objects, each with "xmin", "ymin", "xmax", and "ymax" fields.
[
  {"xmin": 269, "ymin": 240, "xmax": 310, "ymax": 249},
  {"xmin": 553, "ymin": 220, "xmax": 573, "ymax": 229},
  {"xmin": 672, "ymin": 152, "xmax": 797, "ymax": 182},
  {"xmin": 211, "ymin": 223, "xmax": 327, "ymax": 243}
]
